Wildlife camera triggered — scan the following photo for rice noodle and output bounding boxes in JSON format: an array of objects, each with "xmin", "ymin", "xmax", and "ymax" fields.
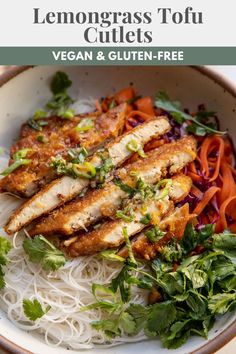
[
  {"xmin": 0, "ymin": 99, "xmax": 148, "ymax": 349},
  {"xmin": 0, "ymin": 168, "xmax": 147, "ymax": 349},
  {"xmin": 0, "ymin": 226, "xmax": 147, "ymax": 349}
]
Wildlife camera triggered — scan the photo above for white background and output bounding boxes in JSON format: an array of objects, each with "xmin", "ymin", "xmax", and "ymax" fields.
[{"xmin": 0, "ymin": 0, "xmax": 235, "ymax": 46}]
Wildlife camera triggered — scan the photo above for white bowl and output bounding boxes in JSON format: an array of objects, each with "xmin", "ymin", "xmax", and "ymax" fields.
[{"xmin": 0, "ymin": 66, "xmax": 236, "ymax": 354}]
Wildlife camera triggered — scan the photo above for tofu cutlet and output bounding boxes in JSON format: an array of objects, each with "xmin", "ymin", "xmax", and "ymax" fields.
[
  {"xmin": 29, "ymin": 136, "xmax": 197, "ymax": 237},
  {"xmin": 0, "ymin": 104, "xmax": 127, "ymax": 197},
  {"xmin": 64, "ymin": 174, "xmax": 192, "ymax": 257},
  {"xmin": 5, "ymin": 116, "xmax": 171, "ymax": 234}
]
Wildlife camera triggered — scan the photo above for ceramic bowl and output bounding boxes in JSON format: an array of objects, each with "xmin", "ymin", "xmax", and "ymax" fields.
[{"xmin": 0, "ymin": 66, "xmax": 236, "ymax": 354}]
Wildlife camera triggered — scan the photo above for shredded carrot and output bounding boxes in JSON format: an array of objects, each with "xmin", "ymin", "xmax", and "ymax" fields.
[
  {"xmin": 191, "ymin": 185, "xmax": 203, "ymax": 199},
  {"xmin": 100, "ymin": 87, "xmax": 236, "ymax": 234},
  {"xmin": 193, "ymin": 186, "xmax": 220, "ymax": 215},
  {"xmin": 144, "ymin": 139, "xmax": 166, "ymax": 152},
  {"xmin": 128, "ymin": 110, "xmax": 154, "ymax": 121},
  {"xmin": 95, "ymin": 99, "xmax": 102, "ymax": 112},
  {"xmin": 115, "ymin": 87, "xmax": 135, "ymax": 104},
  {"xmin": 135, "ymin": 96, "xmax": 155, "ymax": 116},
  {"xmin": 199, "ymin": 135, "xmax": 224, "ymax": 181},
  {"xmin": 188, "ymin": 134, "xmax": 236, "ymax": 232},
  {"xmin": 216, "ymin": 196, "xmax": 236, "ymax": 232}
]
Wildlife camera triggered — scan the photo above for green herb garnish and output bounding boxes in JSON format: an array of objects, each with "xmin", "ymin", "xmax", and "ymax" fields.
[
  {"xmin": 100, "ymin": 250, "xmax": 125, "ymax": 263},
  {"xmin": 36, "ymin": 135, "xmax": 48, "ymax": 143},
  {"xmin": 0, "ymin": 236, "xmax": 12, "ymax": 289},
  {"xmin": 50, "ymin": 71, "xmax": 72, "ymax": 94},
  {"xmin": 108, "ymin": 99, "xmax": 117, "ymax": 109},
  {"xmin": 122, "ymin": 227, "xmax": 137, "ymax": 266},
  {"xmin": 51, "ymin": 157, "xmax": 96, "ymax": 179},
  {"xmin": 155, "ymin": 179, "xmax": 173, "ymax": 200},
  {"xmin": 140, "ymin": 213, "xmax": 151, "ymax": 225},
  {"xmin": 116, "ymin": 210, "xmax": 134, "ymax": 222},
  {"xmin": 86, "ymin": 225, "xmax": 236, "ymax": 349},
  {"xmin": 23, "ymin": 299, "xmax": 50, "ymax": 321},
  {"xmin": 114, "ymin": 178, "xmax": 136, "ymax": 197},
  {"xmin": 155, "ymin": 91, "xmax": 225, "ymax": 136},
  {"xmin": 23, "ymin": 235, "xmax": 66, "ymax": 271},
  {"xmin": 0, "ymin": 148, "xmax": 32, "ymax": 176},
  {"xmin": 68, "ymin": 147, "xmax": 88, "ymax": 164},
  {"xmin": 126, "ymin": 139, "xmax": 146, "ymax": 158},
  {"xmin": 75, "ymin": 118, "xmax": 94, "ymax": 132},
  {"xmin": 145, "ymin": 226, "xmax": 165, "ymax": 243}
]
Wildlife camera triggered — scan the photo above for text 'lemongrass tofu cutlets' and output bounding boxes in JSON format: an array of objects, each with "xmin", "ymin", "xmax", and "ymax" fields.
[
  {"xmin": 5, "ymin": 116, "xmax": 171, "ymax": 234},
  {"xmin": 0, "ymin": 104, "xmax": 127, "ymax": 198},
  {"xmin": 30, "ymin": 136, "xmax": 197, "ymax": 237}
]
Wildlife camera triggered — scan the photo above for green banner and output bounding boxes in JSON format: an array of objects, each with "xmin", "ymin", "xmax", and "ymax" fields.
[{"xmin": 0, "ymin": 47, "xmax": 236, "ymax": 65}]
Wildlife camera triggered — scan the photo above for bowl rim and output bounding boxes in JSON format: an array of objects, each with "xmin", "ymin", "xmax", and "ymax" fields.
[{"xmin": 0, "ymin": 65, "xmax": 235, "ymax": 354}]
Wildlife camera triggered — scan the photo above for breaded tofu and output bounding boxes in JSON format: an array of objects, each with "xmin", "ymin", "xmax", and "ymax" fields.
[
  {"xmin": 118, "ymin": 203, "xmax": 196, "ymax": 260},
  {"xmin": 30, "ymin": 136, "xmax": 197, "ymax": 237},
  {"xmin": 0, "ymin": 104, "xmax": 127, "ymax": 197},
  {"xmin": 64, "ymin": 174, "xmax": 192, "ymax": 257},
  {"xmin": 5, "ymin": 116, "xmax": 171, "ymax": 234}
]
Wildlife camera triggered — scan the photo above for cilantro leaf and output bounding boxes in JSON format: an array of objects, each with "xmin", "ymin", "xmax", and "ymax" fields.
[
  {"xmin": 180, "ymin": 223, "xmax": 214, "ymax": 254},
  {"xmin": 50, "ymin": 71, "xmax": 72, "ymax": 95},
  {"xmin": 127, "ymin": 304, "xmax": 148, "ymax": 333},
  {"xmin": 119, "ymin": 312, "xmax": 136, "ymax": 334},
  {"xmin": 208, "ymin": 292, "xmax": 236, "ymax": 315},
  {"xmin": 212, "ymin": 232, "xmax": 236, "ymax": 257},
  {"xmin": 155, "ymin": 91, "xmax": 225, "ymax": 136},
  {"xmin": 110, "ymin": 265, "xmax": 132, "ymax": 303},
  {"xmin": 160, "ymin": 320, "xmax": 191, "ymax": 349},
  {"xmin": 23, "ymin": 235, "xmax": 66, "ymax": 271},
  {"xmin": 0, "ymin": 236, "xmax": 12, "ymax": 289},
  {"xmin": 147, "ymin": 301, "xmax": 177, "ymax": 334},
  {"xmin": 186, "ymin": 291, "xmax": 207, "ymax": 318},
  {"xmin": 92, "ymin": 319, "xmax": 121, "ymax": 338},
  {"xmin": 159, "ymin": 239, "xmax": 183, "ymax": 262},
  {"xmin": 47, "ymin": 72, "xmax": 74, "ymax": 119},
  {"xmin": 23, "ymin": 298, "xmax": 50, "ymax": 321}
]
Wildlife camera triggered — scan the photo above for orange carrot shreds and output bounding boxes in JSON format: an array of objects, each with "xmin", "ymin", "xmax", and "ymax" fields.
[
  {"xmin": 128, "ymin": 110, "xmax": 154, "ymax": 121},
  {"xmin": 135, "ymin": 96, "xmax": 155, "ymax": 116},
  {"xmin": 216, "ymin": 195, "xmax": 236, "ymax": 232},
  {"xmin": 218, "ymin": 161, "xmax": 236, "ymax": 205},
  {"xmin": 189, "ymin": 161, "xmax": 198, "ymax": 174},
  {"xmin": 144, "ymin": 139, "xmax": 166, "ymax": 152},
  {"xmin": 126, "ymin": 104, "xmax": 134, "ymax": 114},
  {"xmin": 191, "ymin": 185, "xmax": 204, "ymax": 199},
  {"xmin": 199, "ymin": 135, "xmax": 224, "ymax": 181},
  {"xmin": 193, "ymin": 186, "xmax": 220, "ymax": 215},
  {"xmin": 95, "ymin": 99, "xmax": 102, "ymax": 112},
  {"xmin": 125, "ymin": 110, "xmax": 155, "ymax": 132},
  {"xmin": 187, "ymin": 133, "xmax": 236, "ymax": 232},
  {"xmin": 115, "ymin": 87, "xmax": 135, "ymax": 104},
  {"xmin": 187, "ymin": 171, "xmax": 203, "ymax": 183},
  {"xmin": 230, "ymin": 165, "xmax": 236, "ymax": 177}
]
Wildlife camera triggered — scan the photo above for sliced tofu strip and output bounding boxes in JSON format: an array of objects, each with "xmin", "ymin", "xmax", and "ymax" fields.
[
  {"xmin": 118, "ymin": 203, "xmax": 196, "ymax": 260},
  {"xmin": 0, "ymin": 104, "xmax": 127, "ymax": 198},
  {"xmin": 5, "ymin": 116, "xmax": 170, "ymax": 234},
  {"xmin": 30, "ymin": 136, "xmax": 197, "ymax": 236},
  {"xmin": 64, "ymin": 174, "xmax": 192, "ymax": 257}
]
